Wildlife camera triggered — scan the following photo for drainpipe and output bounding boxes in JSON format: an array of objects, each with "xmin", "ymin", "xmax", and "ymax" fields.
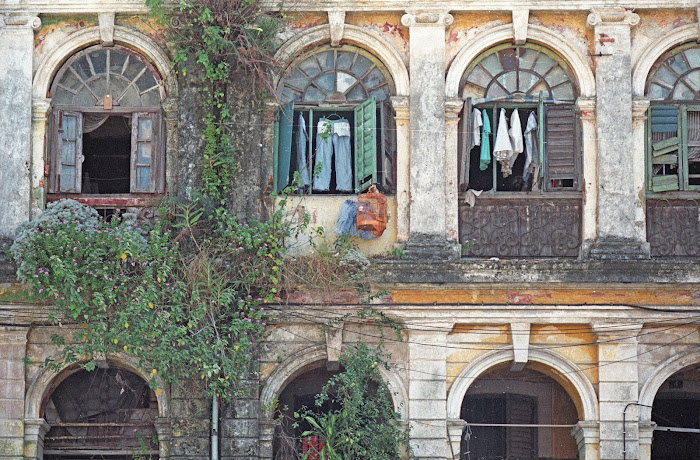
[
  {"xmin": 623, "ymin": 402, "xmax": 652, "ymax": 460},
  {"xmin": 212, "ymin": 394, "xmax": 219, "ymax": 460}
]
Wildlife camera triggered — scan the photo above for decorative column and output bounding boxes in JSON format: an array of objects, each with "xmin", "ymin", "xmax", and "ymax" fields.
[
  {"xmin": 0, "ymin": 326, "xmax": 29, "ymax": 460},
  {"xmin": 23, "ymin": 419, "xmax": 50, "ymax": 460},
  {"xmin": 406, "ymin": 323, "xmax": 450, "ymax": 459},
  {"xmin": 577, "ymin": 97, "xmax": 598, "ymax": 247},
  {"xmin": 401, "ymin": 11, "xmax": 459, "ymax": 259},
  {"xmin": 592, "ymin": 323, "xmax": 643, "ymax": 460},
  {"xmin": 162, "ymin": 99, "xmax": 180, "ymax": 196},
  {"xmin": 154, "ymin": 417, "xmax": 172, "ymax": 459},
  {"xmin": 0, "ymin": 14, "xmax": 41, "ymax": 238},
  {"xmin": 586, "ymin": 9, "xmax": 649, "ymax": 259},
  {"xmin": 391, "ymin": 95, "xmax": 410, "ymax": 243},
  {"xmin": 30, "ymin": 98, "xmax": 51, "ymax": 219},
  {"xmin": 637, "ymin": 421, "xmax": 656, "ymax": 460},
  {"xmin": 444, "ymin": 98, "xmax": 463, "ymax": 243},
  {"xmin": 446, "ymin": 418, "xmax": 466, "ymax": 460}
]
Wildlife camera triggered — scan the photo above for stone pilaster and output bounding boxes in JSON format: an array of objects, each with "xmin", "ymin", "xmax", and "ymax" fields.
[
  {"xmin": 586, "ymin": 9, "xmax": 649, "ymax": 260},
  {"xmin": 154, "ymin": 417, "xmax": 172, "ymax": 459},
  {"xmin": 446, "ymin": 418, "xmax": 466, "ymax": 460},
  {"xmin": 406, "ymin": 323, "xmax": 449, "ymax": 459},
  {"xmin": 637, "ymin": 421, "xmax": 656, "ymax": 460},
  {"xmin": 576, "ymin": 97, "xmax": 598, "ymax": 247},
  {"xmin": 0, "ymin": 15, "xmax": 41, "ymax": 239},
  {"xmin": 30, "ymin": 98, "xmax": 51, "ymax": 219},
  {"xmin": 23, "ymin": 419, "xmax": 49, "ymax": 460},
  {"xmin": 444, "ymin": 97, "xmax": 463, "ymax": 243},
  {"xmin": 572, "ymin": 420, "xmax": 601, "ymax": 460},
  {"xmin": 0, "ymin": 326, "xmax": 29, "ymax": 460},
  {"xmin": 401, "ymin": 11, "xmax": 459, "ymax": 259},
  {"xmin": 592, "ymin": 322, "xmax": 643, "ymax": 460},
  {"xmin": 391, "ymin": 95, "xmax": 410, "ymax": 243}
]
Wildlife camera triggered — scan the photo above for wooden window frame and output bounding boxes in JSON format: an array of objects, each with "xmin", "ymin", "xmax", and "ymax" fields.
[{"xmin": 48, "ymin": 108, "xmax": 165, "ymax": 196}]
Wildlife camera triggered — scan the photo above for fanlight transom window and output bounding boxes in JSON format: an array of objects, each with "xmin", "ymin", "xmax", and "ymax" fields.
[
  {"xmin": 51, "ymin": 45, "xmax": 163, "ymax": 108},
  {"xmin": 462, "ymin": 44, "xmax": 577, "ymax": 101},
  {"xmin": 279, "ymin": 45, "xmax": 393, "ymax": 105},
  {"xmin": 647, "ymin": 43, "xmax": 700, "ymax": 101}
]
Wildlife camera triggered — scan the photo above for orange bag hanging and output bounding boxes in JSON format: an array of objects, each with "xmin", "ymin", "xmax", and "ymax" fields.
[{"xmin": 357, "ymin": 185, "xmax": 388, "ymax": 237}]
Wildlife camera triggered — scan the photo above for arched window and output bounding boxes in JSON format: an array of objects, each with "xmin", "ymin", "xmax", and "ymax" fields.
[
  {"xmin": 458, "ymin": 44, "xmax": 582, "ymax": 258},
  {"xmin": 645, "ymin": 43, "xmax": 700, "ymax": 193},
  {"xmin": 48, "ymin": 45, "xmax": 165, "ymax": 202},
  {"xmin": 460, "ymin": 43, "xmax": 580, "ymax": 193},
  {"xmin": 43, "ymin": 367, "xmax": 159, "ymax": 460},
  {"xmin": 274, "ymin": 45, "xmax": 396, "ymax": 194}
]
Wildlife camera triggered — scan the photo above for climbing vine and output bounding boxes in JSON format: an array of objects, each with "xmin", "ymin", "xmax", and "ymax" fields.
[{"xmin": 9, "ymin": 0, "xmax": 289, "ymax": 400}]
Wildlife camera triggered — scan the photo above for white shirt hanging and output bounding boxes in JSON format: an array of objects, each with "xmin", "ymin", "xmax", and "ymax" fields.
[
  {"xmin": 508, "ymin": 109, "xmax": 524, "ymax": 170},
  {"xmin": 493, "ymin": 108, "xmax": 514, "ymax": 177}
]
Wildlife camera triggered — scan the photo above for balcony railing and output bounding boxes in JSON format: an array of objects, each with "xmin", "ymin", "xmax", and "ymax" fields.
[{"xmin": 647, "ymin": 199, "xmax": 700, "ymax": 258}]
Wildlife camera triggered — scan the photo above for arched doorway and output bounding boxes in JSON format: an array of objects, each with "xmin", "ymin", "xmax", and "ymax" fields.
[
  {"xmin": 273, "ymin": 365, "xmax": 342, "ymax": 460},
  {"xmin": 460, "ymin": 365, "xmax": 579, "ymax": 460},
  {"xmin": 42, "ymin": 366, "xmax": 159, "ymax": 460},
  {"xmin": 651, "ymin": 363, "xmax": 700, "ymax": 460}
]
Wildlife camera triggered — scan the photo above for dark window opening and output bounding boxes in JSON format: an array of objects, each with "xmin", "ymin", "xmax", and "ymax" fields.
[
  {"xmin": 43, "ymin": 367, "xmax": 159, "ymax": 460},
  {"xmin": 82, "ymin": 116, "xmax": 132, "ymax": 194}
]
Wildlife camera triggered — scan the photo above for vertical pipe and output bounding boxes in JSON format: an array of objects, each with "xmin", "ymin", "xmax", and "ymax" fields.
[{"xmin": 212, "ymin": 394, "xmax": 219, "ymax": 460}]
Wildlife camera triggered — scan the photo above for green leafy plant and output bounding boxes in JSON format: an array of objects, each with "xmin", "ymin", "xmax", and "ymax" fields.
[{"xmin": 295, "ymin": 341, "xmax": 411, "ymax": 460}]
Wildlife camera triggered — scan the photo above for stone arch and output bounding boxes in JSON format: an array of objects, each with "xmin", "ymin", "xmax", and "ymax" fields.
[
  {"xmin": 446, "ymin": 348, "xmax": 598, "ymax": 422},
  {"xmin": 445, "ymin": 24, "xmax": 595, "ymax": 98},
  {"xmin": 273, "ymin": 24, "xmax": 409, "ymax": 97},
  {"xmin": 25, "ymin": 353, "xmax": 170, "ymax": 420},
  {"xmin": 638, "ymin": 347, "xmax": 700, "ymax": 421},
  {"xmin": 260, "ymin": 344, "xmax": 408, "ymax": 420},
  {"xmin": 632, "ymin": 24, "xmax": 699, "ymax": 97},
  {"xmin": 32, "ymin": 25, "xmax": 177, "ymax": 101}
]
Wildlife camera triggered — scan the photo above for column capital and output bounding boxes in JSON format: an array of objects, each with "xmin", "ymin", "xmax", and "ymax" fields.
[
  {"xmin": 390, "ymin": 95, "xmax": 409, "ymax": 120},
  {"xmin": 586, "ymin": 8, "xmax": 640, "ymax": 29},
  {"xmin": 633, "ymin": 96, "xmax": 651, "ymax": 120},
  {"xmin": 445, "ymin": 97, "xmax": 463, "ymax": 121},
  {"xmin": 0, "ymin": 326, "xmax": 29, "ymax": 342},
  {"xmin": 576, "ymin": 96, "xmax": 596, "ymax": 119},
  {"xmin": 0, "ymin": 14, "xmax": 42, "ymax": 31},
  {"xmin": 401, "ymin": 11, "xmax": 453, "ymax": 28},
  {"xmin": 32, "ymin": 98, "xmax": 52, "ymax": 122},
  {"xmin": 571, "ymin": 420, "xmax": 600, "ymax": 454}
]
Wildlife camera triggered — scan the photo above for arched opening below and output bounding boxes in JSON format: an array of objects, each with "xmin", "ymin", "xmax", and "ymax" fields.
[
  {"xmin": 460, "ymin": 365, "xmax": 579, "ymax": 460},
  {"xmin": 42, "ymin": 367, "xmax": 159, "ymax": 460},
  {"xmin": 651, "ymin": 363, "xmax": 700, "ymax": 460}
]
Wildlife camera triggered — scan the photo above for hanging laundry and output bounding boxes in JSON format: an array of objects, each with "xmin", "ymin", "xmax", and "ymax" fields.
[
  {"xmin": 522, "ymin": 112, "xmax": 539, "ymax": 186},
  {"xmin": 332, "ymin": 119, "xmax": 353, "ymax": 192},
  {"xmin": 507, "ymin": 108, "xmax": 524, "ymax": 171},
  {"xmin": 472, "ymin": 108, "xmax": 483, "ymax": 147},
  {"xmin": 479, "ymin": 109, "xmax": 491, "ymax": 171},
  {"xmin": 296, "ymin": 113, "xmax": 310, "ymax": 187},
  {"xmin": 493, "ymin": 108, "xmax": 514, "ymax": 177},
  {"xmin": 313, "ymin": 118, "xmax": 334, "ymax": 191}
]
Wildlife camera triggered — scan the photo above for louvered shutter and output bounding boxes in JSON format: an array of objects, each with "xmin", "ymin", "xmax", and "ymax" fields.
[
  {"xmin": 354, "ymin": 97, "xmax": 377, "ymax": 193},
  {"xmin": 543, "ymin": 103, "xmax": 580, "ymax": 191},
  {"xmin": 274, "ymin": 101, "xmax": 294, "ymax": 192},
  {"xmin": 649, "ymin": 105, "xmax": 680, "ymax": 192},
  {"xmin": 378, "ymin": 99, "xmax": 396, "ymax": 192},
  {"xmin": 458, "ymin": 98, "xmax": 472, "ymax": 190},
  {"xmin": 56, "ymin": 111, "xmax": 83, "ymax": 193},
  {"xmin": 506, "ymin": 394, "xmax": 537, "ymax": 460},
  {"xmin": 131, "ymin": 112, "xmax": 160, "ymax": 192}
]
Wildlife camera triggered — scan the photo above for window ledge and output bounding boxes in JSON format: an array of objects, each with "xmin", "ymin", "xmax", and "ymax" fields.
[{"xmin": 46, "ymin": 194, "xmax": 163, "ymax": 207}]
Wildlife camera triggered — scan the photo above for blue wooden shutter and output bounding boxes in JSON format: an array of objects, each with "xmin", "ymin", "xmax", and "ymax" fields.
[
  {"xmin": 57, "ymin": 111, "xmax": 82, "ymax": 192},
  {"xmin": 274, "ymin": 101, "xmax": 294, "ymax": 192},
  {"xmin": 354, "ymin": 97, "xmax": 377, "ymax": 193},
  {"xmin": 649, "ymin": 105, "xmax": 680, "ymax": 192},
  {"xmin": 131, "ymin": 112, "xmax": 159, "ymax": 192}
]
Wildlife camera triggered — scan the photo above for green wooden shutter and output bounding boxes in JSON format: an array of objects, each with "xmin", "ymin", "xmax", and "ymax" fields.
[
  {"xmin": 543, "ymin": 103, "xmax": 580, "ymax": 191},
  {"xmin": 378, "ymin": 99, "xmax": 396, "ymax": 192},
  {"xmin": 274, "ymin": 101, "xmax": 294, "ymax": 192},
  {"xmin": 649, "ymin": 105, "xmax": 680, "ymax": 192},
  {"xmin": 131, "ymin": 112, "xmax": 159, "ymax": 192},
  {"xmin": 354, "ymin": 97, "xmax": 377, "ymax": 193},
  {"xmin": 57, "ymin": 111, "xmax": 82, "ymax": 192}
]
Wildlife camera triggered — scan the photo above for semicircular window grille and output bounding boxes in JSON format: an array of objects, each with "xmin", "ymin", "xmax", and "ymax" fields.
[
  {"xmin": 461, "ymin": 44, "xmax": 577, "ymax": 101},
  {"xmin": 51, "ymin": 45, "xmax": 163, "ymax": 108},
  {"xmin": 647, "ymin": 43, "xmax": 700, "ymax": 101},
  {"xmin": 278, "ymin": 44, "xmax": 394, "ymax": 105}
]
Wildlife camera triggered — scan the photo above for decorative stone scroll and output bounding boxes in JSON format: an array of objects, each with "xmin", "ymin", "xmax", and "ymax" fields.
[
  {"xmin": 0, "ymin": 14, "xmax": 41, "ymax": 30},
  {"xmin": 328, "ymin": 10, "xmax": 345, "ymax": 47}
]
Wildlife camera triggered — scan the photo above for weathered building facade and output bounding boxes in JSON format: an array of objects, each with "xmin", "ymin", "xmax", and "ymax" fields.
[{"xmin": 2, "ymin": 1, "xmax": 700, "ymax": 459}]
